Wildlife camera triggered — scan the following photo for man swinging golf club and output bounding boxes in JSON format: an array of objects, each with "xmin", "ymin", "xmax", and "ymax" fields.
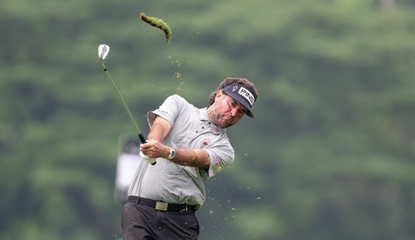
[{"xmin": 121, "ymin": 77, "xmax": 258, "ymax": 240}]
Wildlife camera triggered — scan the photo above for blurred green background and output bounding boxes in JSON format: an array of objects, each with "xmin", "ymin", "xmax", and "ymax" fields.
[{"xmin": 2, "ymin": 0, "xmax": 415, "ymax": 239}]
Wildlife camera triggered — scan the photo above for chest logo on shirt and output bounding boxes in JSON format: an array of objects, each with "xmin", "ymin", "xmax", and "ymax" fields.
[{"xmin": 201, "ymin": 138, "xmax": 211, "ymax": 146}]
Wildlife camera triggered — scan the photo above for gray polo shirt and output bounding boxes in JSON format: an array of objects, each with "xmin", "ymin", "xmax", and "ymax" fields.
[{"xmin": 128, "ymin": 94, "xmax": 235, "ymax": 209}]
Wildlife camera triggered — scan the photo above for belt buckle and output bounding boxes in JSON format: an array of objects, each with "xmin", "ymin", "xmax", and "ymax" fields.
[{"xmin": 155, "ymin": 202, "xmax": 168, "ymax": 211}]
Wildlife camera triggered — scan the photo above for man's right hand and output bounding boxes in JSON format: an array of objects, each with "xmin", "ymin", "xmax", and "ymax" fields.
[{"xmin": 140, "ymin": 139, "xmax": 170, "ymax": 159}]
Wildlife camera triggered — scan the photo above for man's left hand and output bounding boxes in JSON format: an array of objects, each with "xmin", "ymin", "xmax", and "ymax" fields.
[{"xmin": 139, "ymin": 152, "xmax": 157, "ymax": 165}]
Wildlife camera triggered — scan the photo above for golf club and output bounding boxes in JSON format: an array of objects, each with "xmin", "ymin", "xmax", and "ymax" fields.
[{"xmin": 98, "ymin": 44, "xmax": 156, "ymax": 165}]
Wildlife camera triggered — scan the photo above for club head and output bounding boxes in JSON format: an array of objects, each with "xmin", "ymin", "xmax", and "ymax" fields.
[{"xmin": 98, "ymin": 44, "xmax": 110, "ymax": 61}]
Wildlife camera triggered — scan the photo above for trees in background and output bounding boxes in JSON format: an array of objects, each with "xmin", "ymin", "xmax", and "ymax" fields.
[{"xmin": 1, "ymin": 0, "xmax": 415, "ymax": 239}]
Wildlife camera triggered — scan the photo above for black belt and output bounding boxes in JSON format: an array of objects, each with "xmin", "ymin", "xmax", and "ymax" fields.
[{"xmin": 128, "ymin": 196, "xmax": 197, "ymax": 212}]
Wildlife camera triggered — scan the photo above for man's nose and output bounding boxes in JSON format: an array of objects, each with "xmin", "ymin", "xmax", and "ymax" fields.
[{"xmin": 230, "ymin": 107, "xmax": 238, "ymax": 117}]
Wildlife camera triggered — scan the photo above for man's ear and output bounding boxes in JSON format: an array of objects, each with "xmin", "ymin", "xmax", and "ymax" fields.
[{"xmin": 215, "ymin": 90, "xmax": 223, "ymax": 102}]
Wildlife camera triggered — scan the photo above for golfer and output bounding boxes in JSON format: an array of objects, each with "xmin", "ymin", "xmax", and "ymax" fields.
[{"xmin": 121, "ymin": 77, "xmax": 258, "ymax": 240}]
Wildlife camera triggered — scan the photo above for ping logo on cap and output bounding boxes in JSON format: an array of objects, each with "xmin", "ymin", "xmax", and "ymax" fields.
[{"xmin": 238, "ymin": 87, "xmax": 255, "ymax": 106}]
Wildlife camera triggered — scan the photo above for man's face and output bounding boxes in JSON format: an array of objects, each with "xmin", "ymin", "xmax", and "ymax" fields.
[{"xmin": 209, "ymin": 90, "xmax": 248, "ymax": 128}]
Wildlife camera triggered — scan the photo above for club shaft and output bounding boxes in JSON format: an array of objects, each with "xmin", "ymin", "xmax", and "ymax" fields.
[{"xmin": 101, "ymin": 63, "xmax": 146, "ymax": 143}]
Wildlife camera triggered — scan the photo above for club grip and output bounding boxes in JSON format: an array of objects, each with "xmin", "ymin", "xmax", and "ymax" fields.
[
  {"xmin": 138, "ymin": 133, "xmax": 146, "ymax": 144},
  {"xmin": 138, "ymin": 133, "xmax": 156, "ymax": 165}
]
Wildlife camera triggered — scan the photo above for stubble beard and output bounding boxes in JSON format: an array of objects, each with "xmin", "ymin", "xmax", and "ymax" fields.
[
  {"xmin": 207, "ymin": 96, "xmax": 235, "ymax": 129},
  {"xmin": 210, "ymin": 110, "xmax": 234, "ymax": 129}
]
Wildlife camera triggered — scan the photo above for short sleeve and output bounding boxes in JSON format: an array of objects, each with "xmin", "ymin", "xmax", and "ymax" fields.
[
  {"xmin": 147, "ymin": 94, "xmax": 184, "ymax": 128},
  {"xmin": 204, "ymin": 134, "xmax": 235, "ymax": 177}
]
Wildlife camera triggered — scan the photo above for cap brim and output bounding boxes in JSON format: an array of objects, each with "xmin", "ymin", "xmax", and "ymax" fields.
[
  {"xmin": 239, "ymin": 101, "xmax": 254, "ymax": 118},
  {"xmin": 246, "ymin": 110, "xmax": 254, "ymax": 118}
]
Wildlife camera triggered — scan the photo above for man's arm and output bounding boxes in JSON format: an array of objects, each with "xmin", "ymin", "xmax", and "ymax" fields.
[
  {"xmin": 140, "ymin": 115, "xmax": 210, "ymax": 169},
  {"xmin": 147, "ymin": 115, "xmax": 171, "ymax": 143}
]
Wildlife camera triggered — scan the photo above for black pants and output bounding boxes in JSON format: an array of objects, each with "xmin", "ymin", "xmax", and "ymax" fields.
[{"xmin": 121, "ymin": 202, "xmax": 200, "ymax": 240}]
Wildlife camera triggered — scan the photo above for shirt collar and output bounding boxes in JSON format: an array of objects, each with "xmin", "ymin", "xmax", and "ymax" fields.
[{"xmin": 200, "ymin": 108, "xmax": 226, "ymax": 135}]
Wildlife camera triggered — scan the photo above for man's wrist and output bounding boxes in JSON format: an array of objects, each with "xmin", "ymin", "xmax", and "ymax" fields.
[{"xmin": 167, "ymin": 147, "xmax": 176, "ymax": 160}]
